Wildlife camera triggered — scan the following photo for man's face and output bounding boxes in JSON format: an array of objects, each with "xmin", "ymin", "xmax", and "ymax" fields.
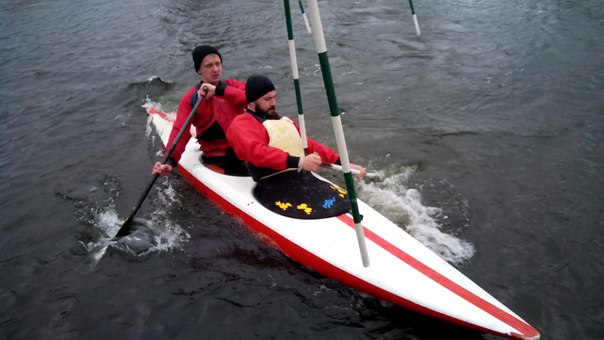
[
  {"xmin": 199, "ymin": 54, "xmax": 222, "ymax": 85},
  {"xmin": 254, "ymin": 90, "xmax": 277, "ymax": 116}
]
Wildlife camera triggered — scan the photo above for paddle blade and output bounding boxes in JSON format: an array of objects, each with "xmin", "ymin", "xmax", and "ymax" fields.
[
  {"xmin": 114, "ymin": 174, "xmax": 161, "ymax": 238},
  {"xmin": 115, "ymin": 215, "xmax": 136, "ymax": 237}
]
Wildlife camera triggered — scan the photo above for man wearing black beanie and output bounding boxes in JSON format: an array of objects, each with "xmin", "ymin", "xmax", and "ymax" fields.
[
  {"xmin": 192, "ymin": 45, "xmax": 222, "ymax": 75},
  {"xmin": 153, "ymin": 45, "xmax": 248, "ymax": 177},
  {"xmin": 226, "ymin": 75, "xmax": 366, "ymax": 219}
]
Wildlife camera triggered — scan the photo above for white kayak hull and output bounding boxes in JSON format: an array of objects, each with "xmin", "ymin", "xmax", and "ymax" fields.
[{"xmin": 146, "ymin": 105, "xmax": 540, "ymax": 340}]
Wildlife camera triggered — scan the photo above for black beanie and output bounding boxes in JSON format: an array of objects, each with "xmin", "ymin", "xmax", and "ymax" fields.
[
  {"xmin": 192, "ymin": 45, "xmax": 222, "ymax": 72},
  {"xmin": 246, "ymin": 75, "xmax": 276, "ymax": 103}
]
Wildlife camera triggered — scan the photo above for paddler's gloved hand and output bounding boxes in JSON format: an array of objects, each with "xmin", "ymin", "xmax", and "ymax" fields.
[
  {"xmin": 152, "ymin": 162, "xmax": 173, "ymax": 177},
  {"xmin": 298, "ymin": 153, "xmax": 322, "ymax": 171}
]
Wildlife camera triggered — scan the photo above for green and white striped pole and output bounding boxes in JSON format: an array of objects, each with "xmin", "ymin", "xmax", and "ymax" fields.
[
  {"xmin": 297, "ymin": 0, "xmax": 312, "ymax": 34},
  {"xmin": 306, "ymin": 0, "xmax": 370, "ymax": 267},
  {"xmin": 408, "ymin": 0, "xmax": 421, "ymax": 36},
  {"xmin": 283, "ymin": 0, "xmax": 308, "ymax": 151}
]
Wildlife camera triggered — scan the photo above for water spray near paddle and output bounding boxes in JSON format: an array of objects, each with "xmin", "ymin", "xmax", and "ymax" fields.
[
  {"xmin": 114, "ymin": 90, "xmax": 206, "ymax": 238},
  {"xmin": 58, "ymin": 173, "xmax": 187, "ymax": 267},
  {"xmin": 79, "ymin": 88, "xmax": 207, "ymax": 266}
]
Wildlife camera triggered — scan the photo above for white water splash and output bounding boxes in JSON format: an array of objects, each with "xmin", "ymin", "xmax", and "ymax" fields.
[
  {"xmin": 80, "ymin": 179, "xmax": 190, "ymax": 267},
  {"xmin": 97, "ymin": 209, "xmax": 122, "ymax": 236},
  {"xmin": 140, "ymin": 180, "xmax": 191, "ymax": 254},
  {"xmin": 144, "ymin": 97, "xmax": 160, "ymax": 140},
  {"xmin": 358, "ymin": 167, "xmax": 475, "ymax": 265}
]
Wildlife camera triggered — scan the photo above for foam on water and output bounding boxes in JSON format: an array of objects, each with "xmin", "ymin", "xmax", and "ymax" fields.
[
  {"xmin": 97, "ymin": 209, "xmax": 122, "ymax": 237},
  {"xmin": 138, "ymin": 179, "xmax": 191, "ymax": 253},
  {"xmin": 357, "ymin": 166, "xmax": 475, "ymax": 265}
]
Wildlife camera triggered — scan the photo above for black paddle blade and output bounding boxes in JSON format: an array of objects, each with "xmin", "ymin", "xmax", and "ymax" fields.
[
  {"xmin": 114, "ymin": 174, "xmax": 160, "ymax": 238},
  {"xmin": 115, "ymin": 215, "xmax": 136, "ymax": 237}
]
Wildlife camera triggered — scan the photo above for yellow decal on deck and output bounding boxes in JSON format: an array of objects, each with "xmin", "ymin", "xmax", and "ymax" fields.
[
  {"xmin": 330, "ymin": 185, "xmax": 347, "ymax": 198},
  {"xmin": 297, "ymin": 203, "xmax": 313, "ymax": 215},
  {"xmin": 275, "ymin": 201, "xmax": 292, "ymax": 211}
]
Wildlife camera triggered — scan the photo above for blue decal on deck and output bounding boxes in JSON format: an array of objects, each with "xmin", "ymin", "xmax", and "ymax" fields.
[{"xmin": 322, "ymin": 197, "xmax": 336, "ymax": 209}]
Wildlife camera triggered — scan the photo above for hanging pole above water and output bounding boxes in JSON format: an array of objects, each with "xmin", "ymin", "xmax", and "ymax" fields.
[
  {"xmin": 283, "ymin": 0, "xmax": 308, "ymax": 151},
  {"xmin": 305, "ymin": 0, "xmax": 370, "ymax": 267},
  {"xmin": 297, "ymin": 0, "xmax": 312, "ymax": 34},
  {"xmin": 407, "ymin": 0, "xmax": 421, "ymax": 36}
]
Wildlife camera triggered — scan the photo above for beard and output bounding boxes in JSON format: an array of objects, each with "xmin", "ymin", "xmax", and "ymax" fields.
[{"xmin": 256, "ymin": 105, "xmax": 277, "ymax": 118}]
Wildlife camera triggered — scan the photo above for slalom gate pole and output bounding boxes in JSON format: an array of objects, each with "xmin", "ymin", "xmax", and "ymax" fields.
[
  {"xmin": 305, "ymin": 0, "xmax": 370, "ymax": 267},
  {"xmin": 408, "ymin": 0, "xmax": 421, "ymax": 36},
  {"xmin": 283, "ymin": 0, "xmax": 308, "ymax": 151},
  {"xmin": 297, "ymin": 0, "xmax": 312, "ymax": 34}
]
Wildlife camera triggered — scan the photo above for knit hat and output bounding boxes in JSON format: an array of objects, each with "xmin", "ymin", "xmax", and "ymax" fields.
[
  {"xmin": 192, "ymin": 45, "xmax": 222, "ymax": 72},
  {"xmin": 246, "ymin": 75, "xmax": 276, "ymax": 103}
]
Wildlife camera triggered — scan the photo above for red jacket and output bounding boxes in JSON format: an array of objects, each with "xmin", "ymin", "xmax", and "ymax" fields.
[
  {"xmin": 166, "ymin": 79, "xmax": 246, "ymax": 164},
  {"xmin": 227, "ymin": 110, "xmax": 340, "ymax": 180}
]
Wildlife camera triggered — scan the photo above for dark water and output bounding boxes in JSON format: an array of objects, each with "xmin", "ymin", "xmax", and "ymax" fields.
[{"xmin": 1, "ymin": 0, "xmax": 603, "ymax": 339}]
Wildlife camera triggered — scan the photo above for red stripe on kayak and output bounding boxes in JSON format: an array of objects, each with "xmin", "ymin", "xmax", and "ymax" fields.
[
  {"xmin": 337, "ymin": 214, "xmax": 539, "ymax": 339},
  {"xmin": 146, "ymin": 107, "xmax": 175, "ymax": 122}
]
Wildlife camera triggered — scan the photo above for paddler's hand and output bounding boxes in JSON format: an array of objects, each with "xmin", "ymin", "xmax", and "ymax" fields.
[
  {"xmin": 152, "ymin": 162, "xmax": 173, "ymax": 177},
  {"xmin": 350, "ymin": 163, "xmax": 367, "ymax": 179},
  {"xmin": 299, "ymin": 153, "xmax": 322, "ymax": 171},
  {"xmin": 198, "ymin": 84, "xmax": 215, "ymax": 99}
]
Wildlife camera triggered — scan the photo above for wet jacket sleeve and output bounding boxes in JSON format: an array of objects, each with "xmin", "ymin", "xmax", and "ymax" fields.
[{"xmin": 216, "ymin": 79, "xmax": 247, "ymax": 111}]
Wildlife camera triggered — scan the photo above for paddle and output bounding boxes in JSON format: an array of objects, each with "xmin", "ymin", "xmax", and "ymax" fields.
[
  {"xmin": 321, "ymin": 162, "xmax": 382, "ymax": 179},
  {"xmin": 115, "ymin": 91, "xmax": 205, "ymax": 237}
]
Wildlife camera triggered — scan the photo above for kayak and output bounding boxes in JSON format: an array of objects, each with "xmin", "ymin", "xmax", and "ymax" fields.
[{"xmin": 144, "ymin": 103, "xmax": 540, "ymax": 340}]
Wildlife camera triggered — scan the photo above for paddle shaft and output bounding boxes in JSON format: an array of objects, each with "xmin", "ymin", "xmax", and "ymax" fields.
[
  {"xmin": 321, "ymin": 162, "xmax": 380, "ymax": 179},
  {"xmin": 116, "ymin": 93, "xmax": 204, "ymax": 237}
]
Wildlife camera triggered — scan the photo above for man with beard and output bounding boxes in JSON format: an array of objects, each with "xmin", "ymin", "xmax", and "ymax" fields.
[
  {"xmin": 226, "ymin": 74, "xmax": 366, "ymax": 219},
  {"xmin": 152, "ymin": 45, "xmax": 248, "ymax": 177}
]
